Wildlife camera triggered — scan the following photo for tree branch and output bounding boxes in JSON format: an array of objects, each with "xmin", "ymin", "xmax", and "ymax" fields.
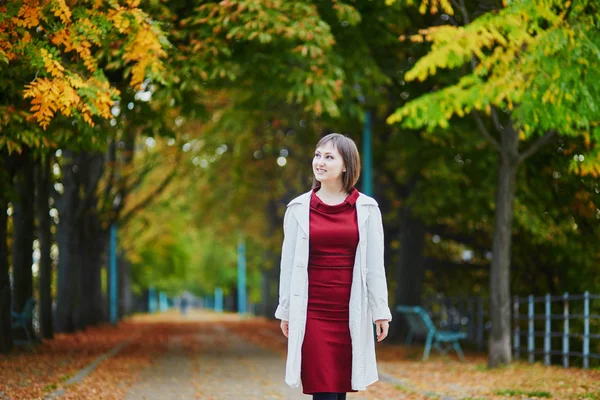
[
  {"xmin": 426, "ymin": 223, "xmax": 491, "ymax": 254},
  {"xmin": 490, "ymin": 107, "xmax": 505, "ymax": 132},
  {"xmin": 424, "ymin": 257, "xmax": 489, "ymax": 271},
  {"xmin": 472, "ymin": 111, "xmax": 501, "ymax": 152},
  {"xmin": 517, "ymin": 130, "xmax": 557, "ymax": 164},
  {"xmin": 118, "ymin": 165, "xmax": 179, "ymax": 227},
  {"xmin": 123, "ymin": 155, "xmax": 160, "ymax": 194}
]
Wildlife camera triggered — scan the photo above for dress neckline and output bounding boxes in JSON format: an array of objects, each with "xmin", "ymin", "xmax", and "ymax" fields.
[{"xmin": 310, "ymin": 187, "xmax": 359, "ymax": 213}]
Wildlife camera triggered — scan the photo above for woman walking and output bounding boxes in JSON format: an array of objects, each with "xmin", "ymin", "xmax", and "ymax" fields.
[{"xmin": 275, "ymin": 133, "xmax": 392, "ymax": 399}]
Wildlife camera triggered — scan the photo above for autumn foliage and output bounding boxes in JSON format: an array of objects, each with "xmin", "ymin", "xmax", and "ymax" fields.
[{"xmin": 0, "ymin": 0, "xmax": 166, "ymax": 133}]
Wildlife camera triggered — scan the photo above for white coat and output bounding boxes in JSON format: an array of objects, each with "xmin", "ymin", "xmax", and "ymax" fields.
[{"xmin": 274, "ymin": 189, "xmax": 392, "ymax": 391}]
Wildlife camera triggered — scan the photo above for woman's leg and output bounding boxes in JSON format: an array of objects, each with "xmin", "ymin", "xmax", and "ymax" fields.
[
  {"xmin": 312, "ymin": 393, "xmax": 337, "ymax": 400},
  {"xmin": 336, "ymin": 393, "xmax": 346, "ymax": 400}
]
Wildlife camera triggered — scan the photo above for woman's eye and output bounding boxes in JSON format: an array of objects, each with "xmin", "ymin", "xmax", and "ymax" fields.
[{"xmin": 326, "ymin": 156, "xmax": 333, "ymax": 160}]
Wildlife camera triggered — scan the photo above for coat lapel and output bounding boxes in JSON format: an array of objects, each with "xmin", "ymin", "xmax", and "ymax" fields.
[
  {"xmin": 288, "ymin": 191, "xmax": 311, "ymax": 235},
  {"xmin": 356, "ymin": 192, "xmax": 377, "ymax": 230}
]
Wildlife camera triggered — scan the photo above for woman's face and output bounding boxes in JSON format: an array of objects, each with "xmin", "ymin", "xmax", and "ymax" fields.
[{"xmin": 313, "ymin": 141, "xmax": 345, "ymax": 185}]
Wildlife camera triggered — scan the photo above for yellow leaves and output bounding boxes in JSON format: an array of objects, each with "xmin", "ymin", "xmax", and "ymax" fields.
[
  {"xmin": 23, "ymin": 72, "xmax": 118, "ymax": 130},
  {"xmin": 414, "ymin": 0, "xmax": 454, "ymax": 16},
  {"xmin": 0, "ymin": 49, "xmax": 8, "ymax": 64},
  {"xmin": 51, "ymin": 0, "xmax": 72, "ymax": 24},
  {"xmin": 1, "ymin": 0, "xmax": 166, "ymax": 133},
  {"xmin": 40, "ymin": 48, "xmax": 64, "ymax": 78},
  {"xmin": 110, "ymin": 10, "xmax": 132, "ymax": 34},
  {"xmin": 578, "ymin": 57, "xmax": 589, "ymax": 66},
  {"xmin": 123, "ymin": 27, "xmax": 167, "ymax": 88},
  {"xmin": 106, "ymin": 8, "xmax": 166, "ymax": 88},
  {"xmin": 13, "ymin": 0, "xmax": 71, "ymax": 27},
  {"xmin": 24, "ymin": 78, "xmax": 61, "ymax": 130},
  {"xmin": 573, "ymin": 161, "xmax": 600, "ymax": 179}
]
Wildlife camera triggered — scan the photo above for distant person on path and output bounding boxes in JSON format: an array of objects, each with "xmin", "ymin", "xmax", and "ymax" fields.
[
  {"xmin": 275, "ymin": 133, "xmax": 392, "ymax": 400},
  {"xmin": 180, "ymin": 296, "xmax": 188, "ymax": 315}
]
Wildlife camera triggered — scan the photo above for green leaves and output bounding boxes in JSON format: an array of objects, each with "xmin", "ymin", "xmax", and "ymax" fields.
[
  {"xmin": 388, "ymin": 0, "xmax": 600, "ymax": 150},
  {"xmin": 185, "ymin": 0, "xmax": 343, "ymax": 117}
]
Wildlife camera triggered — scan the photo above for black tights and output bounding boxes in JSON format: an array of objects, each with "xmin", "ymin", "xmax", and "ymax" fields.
[{"xmin": 312, "ymin": 393, "xmax": 347, "ymax": 400}]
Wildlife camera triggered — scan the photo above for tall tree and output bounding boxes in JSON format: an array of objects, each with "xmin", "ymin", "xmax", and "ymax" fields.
[
  {"xmin": 387, "ymin": 0, "xmax": 600, "ymax": 366},
  {"xmin": 1, "ymin": 0, "xmax": 168, "ymax": 333}
]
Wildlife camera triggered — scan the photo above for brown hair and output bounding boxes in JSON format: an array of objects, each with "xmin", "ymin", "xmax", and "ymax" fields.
[{"xmin": 311, "ymin": 133, "xmax": 361, "ymax": 194}]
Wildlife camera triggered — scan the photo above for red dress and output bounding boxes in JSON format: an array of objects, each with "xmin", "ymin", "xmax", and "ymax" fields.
[{"xmin": 301, "ymin": 187, "xmax": 359, "ymax": 394}]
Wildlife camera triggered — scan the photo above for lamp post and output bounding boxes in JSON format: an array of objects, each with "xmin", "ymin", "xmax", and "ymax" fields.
[
  {"xmin": 215, "ymin": 287, "xmax": 223, "ymax": 313},
  {"xmin": 237, "ymin": 236, "xmax": 247, "ymax": 314},
  {"xmin": 363, "ymin": 110, "xmax": 373, "ymax": 196},
  {"xmin": 109, "ymin": 224, "xmax": 118, "ymax": 324}
]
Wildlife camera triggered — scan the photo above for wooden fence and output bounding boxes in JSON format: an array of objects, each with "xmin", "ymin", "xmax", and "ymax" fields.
[{"xmin": 421, "ymin": 292, "xmax": 600, "ymax": 368}]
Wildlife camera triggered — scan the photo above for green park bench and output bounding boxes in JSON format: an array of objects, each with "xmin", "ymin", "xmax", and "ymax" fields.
[
  {"xmin": 12, "ymin": 297, "xmax": 36, "ymax": 347},
  {"xmin": 396, "ymin": 305, "xmax": 468, "ymax": 361}
]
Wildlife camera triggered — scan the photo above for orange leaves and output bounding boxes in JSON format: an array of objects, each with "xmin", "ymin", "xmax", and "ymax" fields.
[
  {"xmin": 106, "ymin": 7, "xmax": 167, "ymax": 89},
  {"xmin": 0, "ymin": 321, "xmax": 151, "ymax": 400},
  {"xmin": 24, "ymin": 78, "xmax": 59, "ymax": 129},
  {"xmin": 122, "ymin": 26, "xmax": 167, "ymax": 88},
  {"xmin": 23, "ymin": 73, "xmax": 118, "ymax": 130},
  {"xmin": 0, "ymin": 0, "xmax": 167, "ymax": 132},
  {"xmin": 51, "ymin": 0, "xmax": 71, "ymax": 24},
  {"xmin": 109, "ymin": 10, "xmax": 133, "ymax": 34},
  {"xmin": 12, "ymin": 1, "xmax": 43, "ymax": 29}
]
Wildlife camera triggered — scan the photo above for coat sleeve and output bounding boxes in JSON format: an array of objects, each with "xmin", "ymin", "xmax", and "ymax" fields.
[
  {"xmin": 274, "ymin": 206, "xmax": 297, "ymax": 321},
  {"xmin": 366, "ymin": 205, "xmax": 393, "ymax": 323}
]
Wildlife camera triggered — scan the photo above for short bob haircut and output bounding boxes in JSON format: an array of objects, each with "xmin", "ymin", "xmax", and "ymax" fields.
[{"xmin": 312, "ymin": 133, "xmax": 361, "ymax": 194}]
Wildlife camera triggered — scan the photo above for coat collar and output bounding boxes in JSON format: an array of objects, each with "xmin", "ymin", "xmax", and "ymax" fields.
[{"xmin": 287, "ymin": 189, "xmax": 377, "ymax": 236}]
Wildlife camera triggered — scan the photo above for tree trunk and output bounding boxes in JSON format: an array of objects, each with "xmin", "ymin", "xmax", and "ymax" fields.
[
  {"xmin": 79, "ymin": 153, "xmax": 106, "ymax": 327},
  {"xmin": 488, "ymin": 123, "xmax": 519, "ymax": 368},
  {"xmin": 0, "ymin": 163, "xmax": 13, "ymax": 353},
  {"xmin": 390, "ymin": 203, "xmax": 426, "ymax": 341},
  {"xmin": 79, "ymin": 218, "xmax": 106, "ymax": 327},
  {"xmin": 12, "ymin": 149, "xmax": 35, "ymax": 325},
  {"xmin": 395, "ymin": 206, "xmax": 426, "ymax": 307},
  {"xmin": 36, "ymin": 154, "xmax": 54, "ymax": 339},
  {"xmin": 119, "ymin": 252, "xmax": 132, "ymax": 318},
  {"xmin": 56, "ymin": 150, "xmax": 82, "ymax": 333}
]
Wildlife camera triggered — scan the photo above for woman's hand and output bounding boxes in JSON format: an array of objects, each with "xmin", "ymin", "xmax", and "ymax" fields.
[
  {"xmin": 375, "ymin": 319, "xmax": 389, "ymax": 342},
  {"xmin": 280, "ymin": 320, "xmax": 289, "ymax": 338}
]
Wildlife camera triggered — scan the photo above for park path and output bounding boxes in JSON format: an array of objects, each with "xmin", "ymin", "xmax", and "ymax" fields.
[{"xmin": 123, "ymin": 311, "xmax": 369, "ymax": 400}]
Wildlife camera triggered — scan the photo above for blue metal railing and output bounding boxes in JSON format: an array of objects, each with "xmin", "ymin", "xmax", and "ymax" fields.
[
  {"xmin": 513, "ymin": 291, "xmax": 600, "ymax": 369},
  {"xmin": 419, "ymin": 292, "xmax": 599, "ymax": 369}
]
